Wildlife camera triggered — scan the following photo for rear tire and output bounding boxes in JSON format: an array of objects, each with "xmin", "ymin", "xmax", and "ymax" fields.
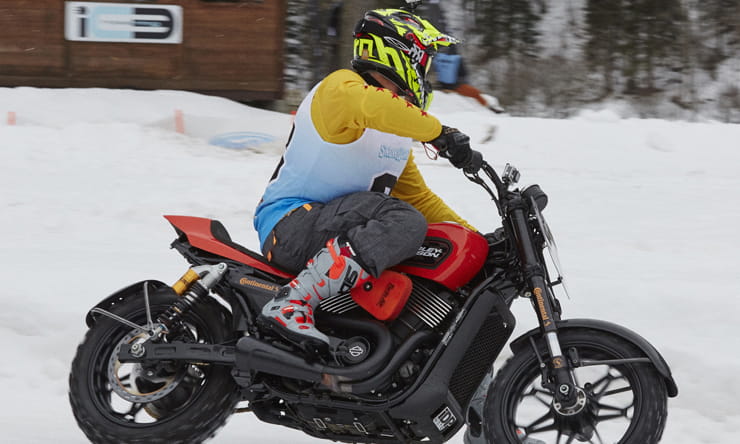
[
  {"xmin": 484, "ymin": 328, "xmax": 668, "ymax": 443},
  {"xmin": 69, "ymin": 287, "xmax": 238, "ymax": 443}
]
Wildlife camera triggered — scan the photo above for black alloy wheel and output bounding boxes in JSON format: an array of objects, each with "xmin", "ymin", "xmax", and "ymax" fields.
[{"xmin": 484, "ymin": 328, "xmax": 668, "ymax": 444}]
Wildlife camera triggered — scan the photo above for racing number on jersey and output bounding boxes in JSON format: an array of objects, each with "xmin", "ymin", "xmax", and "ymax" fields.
[
  {"xmin": 370, "ymin": 173, "xmax": 398, "ymax": 195},
  {"xmin": 268, "ymin": 125, "xmax": 294, "ymax": 183}
]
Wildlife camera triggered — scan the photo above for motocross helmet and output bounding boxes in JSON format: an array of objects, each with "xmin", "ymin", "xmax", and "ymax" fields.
[{"xmin": 352, "ymin": 8, "xmax": 459, "ymax": 111}]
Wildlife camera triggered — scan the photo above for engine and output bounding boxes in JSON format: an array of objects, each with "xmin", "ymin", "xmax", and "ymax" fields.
[
  {"xmin": 271, "ymin": 278, "xmax": 462, "ymax": 441},
  {"xmin": 319, "ymin": 276, "xmax": 459, "ymax": 340}
]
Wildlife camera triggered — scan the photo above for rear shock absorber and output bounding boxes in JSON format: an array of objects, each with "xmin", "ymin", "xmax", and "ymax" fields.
[{"xmin": 155, "ymin": 263, "xmax": 228, "ymax": 334}]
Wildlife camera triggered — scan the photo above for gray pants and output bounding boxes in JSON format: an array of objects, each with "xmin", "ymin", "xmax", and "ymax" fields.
[{"xmin": 262, "ymin": 192, "xmax": 427, "ymax": 277}]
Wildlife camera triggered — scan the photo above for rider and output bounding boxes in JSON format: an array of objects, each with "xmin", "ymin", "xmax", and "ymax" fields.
[
  {"xmin": 254, "ymin": 7, "xmax": 482, "ymax": 347},
  {"xmin": 433, "ymin": 45, "xmax": 505, "ymax": 114}
]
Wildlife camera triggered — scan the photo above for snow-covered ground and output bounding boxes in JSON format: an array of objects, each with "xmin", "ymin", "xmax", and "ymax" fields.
[{"xmin": 1, "ymin": 87, "xmax": 738, "ymax": 443}]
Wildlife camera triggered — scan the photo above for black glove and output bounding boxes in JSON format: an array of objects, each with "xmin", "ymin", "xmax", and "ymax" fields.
[
  {"xmin": 426, "ymin": 126, "xmax": 482, "ymax": 173},
  {"xmin": 464, "ymin": 150, "xmax": 483, "ymax": 174}
]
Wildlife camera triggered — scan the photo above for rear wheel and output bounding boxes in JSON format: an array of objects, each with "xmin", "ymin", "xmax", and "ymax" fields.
[
  {"xmin": 69, "ymin": 287, "xmax": 238, "ymax": 443},
  {"xmin": 485, "ymin": 328, "xmax": 668, "ymax": 444}
]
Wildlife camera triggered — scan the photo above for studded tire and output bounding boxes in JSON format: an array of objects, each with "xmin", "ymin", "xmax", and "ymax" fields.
[{"xmin": 69, "ymin": 288, "xmax": 237, "ymax": 444}]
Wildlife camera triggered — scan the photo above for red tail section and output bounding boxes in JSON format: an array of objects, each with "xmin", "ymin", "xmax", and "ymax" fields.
[{"xmin": 164, "ymin": 215, "xmax": 293, "ymax": 279}]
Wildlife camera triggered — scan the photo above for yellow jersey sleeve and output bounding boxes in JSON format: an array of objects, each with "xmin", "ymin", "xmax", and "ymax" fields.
[
  {"xmin": 391, "ymin": 152, "xmax": 477, "ymax": 232},
  {"xmin": 307, "ymin": 69, "xmax": 474, "ymax": 231},
  {"xmin": 310, "ymin": 69, "xmax": 442, "ymax": 144}
]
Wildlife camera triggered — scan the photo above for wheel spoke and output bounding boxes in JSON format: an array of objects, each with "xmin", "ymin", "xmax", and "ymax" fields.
[
  {"xmin": 528, "ymin": 422, "xmax": 559, "ymax": 435},
  {"xmin": 589, "ymin": 371, "xmax": 621, "ymax": 396},
  {"xmin": 601, "ymin": 385, "xmax": 632, "ymax": 397},
  {"xmin": 594, "ymin": 373, "xmax": 628, "ymax": 400},
  {"xmin": 534, "ymin": 394, "xmax": 552, "ymax": 408},
  {"xmin": 109, "ymin": 403, "xmax": 142, "ymax": 423},
  {"xmin": 589, "ymin": 373, "xmax": 611, "ymax": 391},
  {"xmin": 128, "ymin": 402, "xmax": 145, "ymax": 417},
  {"xmin": 596, "ymin": 412, "xmax": 627, "ymax": 422},
  {"xmin": 532, "ymin": 387, "xmax": 553, "ymax": 396},
  {"xmin": 593, "ymin": 376, "xmax": 615, "ymax": 398},
  {"xmin": 592, "ymin": 424, "xmax": 606, "ymax": 444},
  {"xmin": 523, "ymin": 385, "xmax": 553, "ymax": 408},
  {"xmin": 105, "ymin": 388, "xmax": 115, "ymax": 406},
  {"xmin": 596, "ymin": 400, "xmax": 632, "ymax": 413},
  {"xmin": 524, "ymin": 410, "xmax": 554, "ymax": 430},
  {"xmin": 110, "ymin": 412, "xmax": 134, "ymax": 423}
]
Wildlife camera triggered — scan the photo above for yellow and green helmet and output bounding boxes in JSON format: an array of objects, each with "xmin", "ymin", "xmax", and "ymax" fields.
[{"xmin": 352, "ymin": 8, "xmax": 459, "ymax": 111}]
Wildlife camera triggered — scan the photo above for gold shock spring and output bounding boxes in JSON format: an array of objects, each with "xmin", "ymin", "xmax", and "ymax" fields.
[{"xmin": 172, "ymin": 268, "xmax": 200, "ymax": 295}]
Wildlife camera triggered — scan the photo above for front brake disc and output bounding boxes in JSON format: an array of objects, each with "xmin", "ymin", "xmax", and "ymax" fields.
[{"xmin": 107, "ymin": 330, "xmax": 186, "ymax": 403}]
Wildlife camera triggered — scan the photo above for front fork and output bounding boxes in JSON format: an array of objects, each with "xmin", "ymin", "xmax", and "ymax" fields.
[
  {"xmin": 526, "ymin": 276, "xmax": 579, "ymax": 409},
  {"xmin": 509, "ymin": 205, "xmax": 579, "ymax": 409}
]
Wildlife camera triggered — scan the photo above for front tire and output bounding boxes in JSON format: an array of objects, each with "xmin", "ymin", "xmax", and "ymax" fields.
[
  {"xmin": 69, "ymin": 287, "xmax": 238, "ymax": 443},
  {"xmin": 485, "ymin": 328, "xmax": 668, "ymax": 443}
]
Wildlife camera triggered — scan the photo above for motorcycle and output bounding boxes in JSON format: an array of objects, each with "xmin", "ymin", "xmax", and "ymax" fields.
[{"xmin": 68, "ymin": 159, "xmax": 678, "ymax": 444}]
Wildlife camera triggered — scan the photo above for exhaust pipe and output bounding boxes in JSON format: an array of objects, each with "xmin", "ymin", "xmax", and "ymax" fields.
[
  {"xmin": 338, "ymin": 330, "xmax": 433, "ymax": 393},
  {"xmin": 236, "ymin": 336, "xmax": 325, "ymax": 383},
  {"xmin": 236, "ymin": 317, "xmax": 395, "ymax": 389}
]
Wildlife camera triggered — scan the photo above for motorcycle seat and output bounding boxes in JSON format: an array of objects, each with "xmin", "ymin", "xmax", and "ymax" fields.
[{"xmin": 165, "ymin": 215, "xmax": 295, "ymax": 279}]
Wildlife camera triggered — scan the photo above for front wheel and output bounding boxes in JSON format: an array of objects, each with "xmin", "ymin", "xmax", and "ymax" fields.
[
  {"xmin": 485, "ymin": 328, "xmax": 668, "ymax": 444},
  {"xmin": 69, "ymin": 287, "xmax": 238, "ymax": 444}
]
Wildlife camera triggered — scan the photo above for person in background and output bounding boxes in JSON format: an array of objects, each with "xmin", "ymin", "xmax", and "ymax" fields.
[
  {"xmin": 253, "ymin": 7, "xmax": 481, "ymax": 348},
  {"xmin": 433, "ymin": 46, "xmax": 505, "ymax": 114}
]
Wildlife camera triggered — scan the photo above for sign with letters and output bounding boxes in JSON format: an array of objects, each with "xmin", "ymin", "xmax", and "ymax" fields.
[{"xmin": 65, "ymin": 2, "xmax": 183, "ymax": 44}]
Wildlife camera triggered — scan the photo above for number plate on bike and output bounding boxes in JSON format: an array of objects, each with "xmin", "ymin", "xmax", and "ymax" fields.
[{"xmin": 432, "ymin": 406, "xmax": 457, "ymax": 431}]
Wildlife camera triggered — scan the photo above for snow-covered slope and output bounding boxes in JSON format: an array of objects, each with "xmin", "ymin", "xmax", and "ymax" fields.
[{"xmin": 1, "ymin": 87, "xmax": 738, "ymax": 443}]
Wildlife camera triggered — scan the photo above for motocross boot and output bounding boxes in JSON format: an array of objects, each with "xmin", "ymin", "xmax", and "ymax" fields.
[{"xmin": 259, "ymin": 237, "xmax": 370, "ymax": 348}]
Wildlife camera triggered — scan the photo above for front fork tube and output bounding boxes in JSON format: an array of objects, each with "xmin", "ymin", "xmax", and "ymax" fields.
[
  {"xmin": 510, "ymin": 206, "xmax": 577, "ymax": 406},
  {"xmin": 529, "ymin": 276, "xmax": 577, "ymax": 407}
]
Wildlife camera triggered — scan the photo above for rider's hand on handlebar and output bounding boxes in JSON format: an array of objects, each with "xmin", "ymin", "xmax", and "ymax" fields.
[
  {"xmin": 464, "ymin": 150, "xmax": 483, "ymax": 174},
  {"xmin": 426, "ymin": 126, "xmax": 483, "ymax": 173}
]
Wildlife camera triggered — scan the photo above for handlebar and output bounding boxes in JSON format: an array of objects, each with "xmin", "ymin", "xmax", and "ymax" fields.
[
  {"xmin": 463, "ymin": 159, "xmax": 524, "ymax": 217},
  {"xmin": 464, "ymin": 161, "xmax": 503, "ymax": 214}
]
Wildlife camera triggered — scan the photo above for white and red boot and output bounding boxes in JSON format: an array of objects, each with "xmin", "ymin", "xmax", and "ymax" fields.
[{"xmin": 260, "ymin": 237, "xmax": 370, "ymax": 347}]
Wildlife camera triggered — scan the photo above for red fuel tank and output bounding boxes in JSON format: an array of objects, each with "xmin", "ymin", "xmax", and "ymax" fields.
[{"xmin": 392, "ymin": 223, "xmax": 489, "ymax": 290}]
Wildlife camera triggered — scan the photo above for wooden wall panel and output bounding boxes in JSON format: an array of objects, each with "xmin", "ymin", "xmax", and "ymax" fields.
[
  {"xmin": 0, "ymin": 0, "xmax": 285, "ymax": 100},
  {"xmin": 68, "ymin": 44, "xmax": 181, "ymax": 79},
  {"xmin": 0, "ymin": 2, "xmax": 66, "ymax": 75}
]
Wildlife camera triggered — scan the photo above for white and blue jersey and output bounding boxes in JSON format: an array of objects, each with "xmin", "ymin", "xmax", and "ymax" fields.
[{"xmin": 254, "ymin": 86, "xmax": 413, "ymax": 248}]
